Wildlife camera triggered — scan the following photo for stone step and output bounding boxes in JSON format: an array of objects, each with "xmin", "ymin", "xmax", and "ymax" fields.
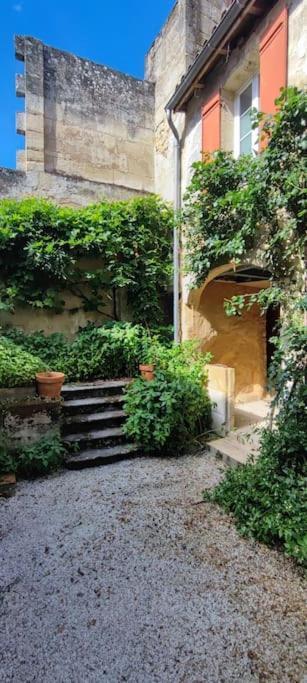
[
  {"xmin": 65, "ymin": 443, "xmax": 139, "ymax": 469},
  {"xmin": 207, "ymin": 435, "xmax": 258, "ymax": 468},
  {"xmin": 62, "ymin": 379, "xmax": 131, "ymax": 400},
  {"xmin": 234, "ymin": 400, "xmax": 271, "ymax": 428},
  {"xmin": 63, "ymin": 394, "xmax": 125, "ymax": 414},
  {"xmin": 63, "ymin": 426, "xmax": 126, "ymax": 450},
  {"xmin": 62, "ymin": 409, "xmax": 126, "ymax": 435}
]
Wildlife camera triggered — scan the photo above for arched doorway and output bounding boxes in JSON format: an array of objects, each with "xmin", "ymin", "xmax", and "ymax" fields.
[{"xmin": 186, "ymin": 264, "xmax": 276, "ymax": 402}]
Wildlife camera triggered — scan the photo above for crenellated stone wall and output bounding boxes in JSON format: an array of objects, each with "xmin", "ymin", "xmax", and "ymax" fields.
[{"xmin": 1, "ymin": 35, "xmax": 156, "ymax": 202}]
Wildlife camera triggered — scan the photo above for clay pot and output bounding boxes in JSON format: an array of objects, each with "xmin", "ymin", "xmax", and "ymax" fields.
[
  {"xmin": 36, "ymin": 371, "xmax": 65, "ymax": 399},
  {"xmin": 139, "ymin": 363, "xmax": 155, "ymax": 381}
]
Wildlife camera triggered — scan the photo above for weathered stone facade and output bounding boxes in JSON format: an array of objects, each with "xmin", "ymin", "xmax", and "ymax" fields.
[
  {"xmin": 145, "ymin": 0, "xmax": 224, "ymax": 199},
  {"xmin": 1, "ymin": 35, "xmax": 156, "ymax": 202},
  {"xmin": 0, "ymin": 1, "xmax": 226, "ymax": 204}
]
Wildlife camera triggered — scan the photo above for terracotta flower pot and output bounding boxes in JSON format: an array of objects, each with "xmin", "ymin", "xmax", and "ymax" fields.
[
  {"xmin": 36, "ymin": 372, "xmax": 65, "ymax": 399},
  {"xmin": 139, "ymin": 363, "xmax": 155, "ymax": 381}
]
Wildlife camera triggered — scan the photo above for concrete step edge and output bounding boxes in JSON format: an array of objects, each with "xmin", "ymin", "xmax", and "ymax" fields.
[
  {"xmin": 63, "ymin": 395, "xmax": 125, "ymax": 409},
  {"xmin": 65, "ymin": 443, "xmax": 139, "ymax": 469},
  {"xmin": 64, "ymin": 410, "xmax": 126, "ymax": 425},
  {"xmin": 63, "ymin": 426, "xmax": 125, "ymax": 443}
]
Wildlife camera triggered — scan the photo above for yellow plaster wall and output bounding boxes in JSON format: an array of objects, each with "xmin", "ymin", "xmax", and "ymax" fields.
[
  {"xmin": 183, "ymin": 280, "xmax": 267, "ymax": 401},
  {"xmin": 0, "ymin": 259, "xmax": 130, "ymax": 338}
]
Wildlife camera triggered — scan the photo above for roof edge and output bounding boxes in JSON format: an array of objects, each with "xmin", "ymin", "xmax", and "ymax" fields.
[{"xmin": 165, "ymin": 0, "xmax": 254, "ymax": 112}]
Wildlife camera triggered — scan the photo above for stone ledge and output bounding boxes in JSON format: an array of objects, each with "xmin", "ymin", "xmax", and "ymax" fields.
[{"xmin": 0, "ymin": 386, "xmax": 36, "ymax": 402}]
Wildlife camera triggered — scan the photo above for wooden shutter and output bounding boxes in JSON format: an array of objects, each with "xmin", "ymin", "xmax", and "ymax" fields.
[
  {"xmin": 260, "ymin": 5, "xmax": 288, "ymax": 115},
  {"xmin": 202, "ymin": 92, "xmax": 221, "ymax": 157}
]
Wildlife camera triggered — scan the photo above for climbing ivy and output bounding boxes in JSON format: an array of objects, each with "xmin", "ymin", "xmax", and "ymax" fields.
[
  {"xmin": 0, "ymin": 195, "xmax": 173, "ymax": 325},
  {"xmin": 183, "ymin": 87, "xmax": 306, "ymax": 306},
  {"xmin": 187, "ymin": 88, "xmax": 307, "ymax": 563}
]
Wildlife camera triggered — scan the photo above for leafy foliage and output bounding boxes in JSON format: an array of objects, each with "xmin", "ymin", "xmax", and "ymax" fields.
[
  {"xmin": 124, "ymin": 342, "xmax": 212, "ymax": 453},
  {"xmin": 1, "ymin": 323, "xmax": 172, "ymax": 384},
  {"xmin": 3, "ymin": 327, "xmax": 70, "ymax": 370},
  {"xmin": 0, "ymin": 337, "xmax": 46, "ymax": 387},
  {"xmin": 16, "ymin": 434, "xmax": 66, "ymax": 478},
  {"xmin": 194, "ymin": 89, "xmax": 307, "ymax": 565},
  {"xmin": 206, "ymin": 321, "xmax": 306, "ymax": 566},
  {"xmin": 0, "ymin": 195, "xmax": 173, "ymax": 325},
  {"xmin": 206, "ymin": 434, "xmax": 307, "ymax": 566},
  {"xmin": 183, "ymin": 88, "xmax": 306, "ymax": 298}
]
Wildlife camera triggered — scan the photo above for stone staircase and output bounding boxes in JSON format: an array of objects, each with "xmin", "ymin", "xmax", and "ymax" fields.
[
  {"xmin": 207, "ymin": 400, "xmax": 271, "ymax": 467},
  {"xmin": 61, "ymin": 379, "xmax": 139, "ymax": 468}
]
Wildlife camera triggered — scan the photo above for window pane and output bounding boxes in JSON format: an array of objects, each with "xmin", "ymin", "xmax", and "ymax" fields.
[
  {"xmin": 240, "ymin": 83, "xmax": 252, "ymax": 115},
  {"xmin": 240, "ymin": 132, "xmax": 252, "ymax": 155},
  {"xmin": 240, "ymin": 108, "xmax": 252, "ymax": 138}
]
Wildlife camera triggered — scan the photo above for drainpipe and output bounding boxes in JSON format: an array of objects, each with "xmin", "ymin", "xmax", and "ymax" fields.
[{"xmin": 166, "ymin": 107, "xmax": 181, "ymax": 343}]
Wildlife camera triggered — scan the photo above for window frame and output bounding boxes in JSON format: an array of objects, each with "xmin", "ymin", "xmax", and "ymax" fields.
[{"xmin": 234, "ymin": 75, "xmax": 259, "ymax": 158}]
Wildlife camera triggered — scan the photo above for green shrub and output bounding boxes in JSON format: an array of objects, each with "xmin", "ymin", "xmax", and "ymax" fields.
[
  {"xmin": 206, "ymin": 399, "xmax": 307, "ymax": 566},
  {"xmin": 0, "ymin": 337, "xmax": 46, "ymax": 387},
  {"xmin": 124, "ymin": 341, "xmax": 211, "ymax": 453},
  {"xmin": 17, "ymin": 434, "xmax": 66, "ymax": 478},
  {"xmin": 0, "ymin": 195, "xmax": 173, "ymax": 325},
  {"xmin": 1, "ymin": 323, "xmax": 172, "ymax": 383},
  {"xmin": 3, "ymin": 327, "xmax": 69, "ymax": 370},
  {"xmin": 62, "ymin": 322, "xmax": 157, "ymax": 381}
]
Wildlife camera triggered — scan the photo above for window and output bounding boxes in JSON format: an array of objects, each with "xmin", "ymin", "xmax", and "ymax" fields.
[{"xmin": 234, "ymin": 76, "xmax": 259, "ymax": 157}]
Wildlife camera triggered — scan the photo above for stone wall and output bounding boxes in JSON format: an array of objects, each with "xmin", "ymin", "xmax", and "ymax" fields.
[
  {"xmin": 145, "ymin": 0, "xmax": 224, "ymax": 200},
  {"xmin": 1, "ymin": 35, "xmax": 155, "ymax": 202},
  {"xmin": 288, "ymin": 0, "xmax": 307, "ymax": 88},
  {"xmin": 0, "ymin": 167, "xmax": 147, "ymax": 206},
  {"xmin": 0, "ymin": 396, "xmax": 61, "ymax": 450}
]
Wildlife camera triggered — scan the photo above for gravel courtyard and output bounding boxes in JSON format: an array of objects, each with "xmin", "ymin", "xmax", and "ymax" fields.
[{"xmin": 0, "ymin": 452, "xmax": 306, "ymax": 683}]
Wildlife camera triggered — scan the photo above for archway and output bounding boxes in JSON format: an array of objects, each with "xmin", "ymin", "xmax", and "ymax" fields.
[{"xmin": 186, "ymin": 264, "xmax": 276, "ymax": 402}]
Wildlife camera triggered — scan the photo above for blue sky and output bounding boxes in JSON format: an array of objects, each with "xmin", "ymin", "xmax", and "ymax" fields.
[{"xmin": 0, "ymin": 0, "xmax": 174, "ymax": 169}]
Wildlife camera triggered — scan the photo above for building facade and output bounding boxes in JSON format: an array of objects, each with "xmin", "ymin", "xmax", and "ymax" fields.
[
  {"xmin": 165, "ymin": 0, "xmax": 306, "ymax": 403},
  {"xmin": 0, "ymin": 0, "xmax": 306, "ymax": 407}
]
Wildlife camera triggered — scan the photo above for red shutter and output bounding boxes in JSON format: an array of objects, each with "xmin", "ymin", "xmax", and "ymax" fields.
[
  {"xmin": 202, "ymin": 92, "xmax": 221, "ymax": 157},
  {"xmin": 260, "ymin": 4, "xmax": 288, "ymax": 115}
]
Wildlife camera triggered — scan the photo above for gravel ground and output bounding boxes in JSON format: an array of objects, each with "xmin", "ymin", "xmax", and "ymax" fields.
[{"xmin": 0, "ymin": 452, "xmax": 306, "ymax": 683}]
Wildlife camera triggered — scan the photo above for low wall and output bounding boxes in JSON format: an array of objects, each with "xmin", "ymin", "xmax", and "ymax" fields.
[{"xmin": 0, "ymin": 395, "xmax": 62, "ymax": 450}]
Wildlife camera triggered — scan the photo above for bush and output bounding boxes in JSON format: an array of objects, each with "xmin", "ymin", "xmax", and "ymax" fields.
[
  {"xmin": 62, "ymin": 322, "xmax": 158, "ymax": 381},
  {"xmin": 124, "ymin": 342, "xmax": 211, "ymax": 453},
  {"xmin": 1, "ymin": 323, "xmax": 172, "ymax": 383},
  {"xmin": 3, "ymin": 327, "xmax": 70, "ymax": 370},
  {"xmin": 206, "ymin": 400, "xmax": 307, "ymax": 566},
  {"xmin": 0, "ymin": 337, "xmax": 46, "ymax": 387},
  {"xmin": 16, "ymin": 434, "xmax": 66, "ymax": 478}
]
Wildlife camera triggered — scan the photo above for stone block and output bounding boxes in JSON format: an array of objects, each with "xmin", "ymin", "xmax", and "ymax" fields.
[
  {"xmin": 15, "ymin": 35, "xmax": 25, "ymax": 61},
  {"xmin": 16, "ymin": 111, "xmax": 26, "ymax": 135},
  {"xmin": 16, "ymin": 73, "xmax": 25, "ymax": 97},
  {"xmin": 16, "ymin": 149, "xmax": 26, "ymax": 171}
]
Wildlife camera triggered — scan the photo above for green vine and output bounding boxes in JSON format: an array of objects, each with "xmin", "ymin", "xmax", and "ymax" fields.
[
  {"xmin": 183, "ymin": 87, "xmax": 306, "ymax": 305},
  {"xmin": 0, "ymin": 195, "xmax": 173, "ymax": 325},
  {"xmin": 191, "ymin": 89, "xmax": 307, "ymax": 563}
]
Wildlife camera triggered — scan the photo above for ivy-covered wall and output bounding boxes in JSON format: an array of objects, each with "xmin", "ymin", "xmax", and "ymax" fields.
[{"xmin": 0, "ymin": 195, "xmax": 173, "ymax": 335}]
